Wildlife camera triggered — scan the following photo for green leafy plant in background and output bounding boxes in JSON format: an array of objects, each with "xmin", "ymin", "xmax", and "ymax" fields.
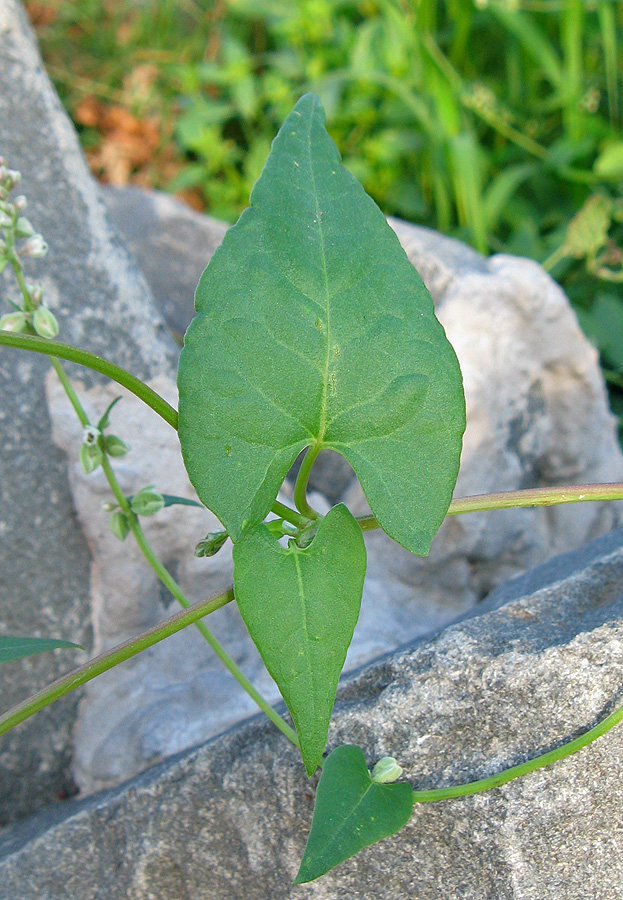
[
  {"xmin": 4, "ymin": 95, "xmax": 623, "ymax": 882},
  {"xmin": 29, "ymin": 0, "xmax": 623, "ymax": 429}
]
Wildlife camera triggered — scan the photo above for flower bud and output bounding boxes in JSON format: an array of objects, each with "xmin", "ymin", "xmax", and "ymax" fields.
[
  {"xmin": 0, "ymin": 311, "xmax": 29, "ymax": 333},
  {"xmin": 15, "ymin": 216, "xmax": 35, "ymax": 238},
  {"xmin": 32, "ymin": 306, "xmax": 59, "ymax": 339},
  {"xmin": 80, "ymin": 441, "xmax": 103, "ymax": 474},
  {"xmin": 0, "ymin": 210, "xmax": 12, "ymax": 228},
  {"xmin": 130, "ymin": 486, "xmax": 165, "ymax": 517},
  {"xmin": 109, "ymin": 510, "xmax": 130, "ymax": 542},
  {"xmin": 6, "ymin": 169, "xmax": 21, "ymax": 188},
  {"xmin": 28, "ymin": 282, "xmax": 44, "ymax": 306},
  {"xmin": 104, "ymin": 434, "xmax": 130, "ymax": 457},
  {"xmin": 101, "ymin": 501, "xmax": 118, "ymax": 513},
  {"xmin": 371, "ymin": 757, "xmax": 403, "ymax": 784},
  {"xmin": 194, "ymin": 530, "xmax": 229, "ymax": 558},
  {"xmin": 13, "ymin": 195, "xmax": 27, "ymax": 212},
  {"xmin": 21, "ymin": 234, "xmax": 48, "ymax": 258}
]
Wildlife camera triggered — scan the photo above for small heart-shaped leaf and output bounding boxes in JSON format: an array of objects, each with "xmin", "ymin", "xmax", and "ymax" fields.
[
  {"xmin": 295, "ymin": 744, "xmax": 414, "ymax": 883},
  {"xmin": 233, "ymin": 504, "xmax": 366, "ymax": 775},
  {"xmin": 0, "ymin": 636, "xmax": 82, "ymax": 665}
]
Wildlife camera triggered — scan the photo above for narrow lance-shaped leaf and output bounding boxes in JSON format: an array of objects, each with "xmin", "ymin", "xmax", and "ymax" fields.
[
  {"xmin": 295, "ymin": 744, "xmax": 414, "ymax": 883},
  {"xmin": 178, "ymin": 93, "xmax": 465, "ymax": 553},
  {"xmin": 0, "ymin": 636, "xmax": 83, "ymax": 665},
  {"xmin": 233, "ymin": 504, "xmax": 366, "ymax": 776}
]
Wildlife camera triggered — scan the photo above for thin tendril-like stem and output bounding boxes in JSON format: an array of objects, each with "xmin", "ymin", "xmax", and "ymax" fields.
[
  {"xmin": 413, "ymin": 699, "xmax": 623, "ymax": 803},
  {"xmin": 101, "ymin": 456, "xmax": 299, "ymax": 748},
  {"xmin": 0, "ymin": 589, "xmax": 234, "ymax": 737},
  {"xmin": 357, "ymin": 483, "xmax": 623, "ymax": 531},
  {"xmin": 0, "ymin": 331, "xmax": 178, "ymax": 429},
  {"xmin": 294, "ymin": 445, "xmax": 321, "ymax": 520}
]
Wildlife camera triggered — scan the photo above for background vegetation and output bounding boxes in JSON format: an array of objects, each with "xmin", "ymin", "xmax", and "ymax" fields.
[{"xmin": 26, "ymin": 0, "xmax": 623, "ymax": 429}]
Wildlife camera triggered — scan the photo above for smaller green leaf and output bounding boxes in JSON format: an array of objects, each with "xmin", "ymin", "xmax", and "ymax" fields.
[
  {"xmin": 161, "ymin": 494, "xmax": 204, "ymax": 509},
  {"xmin": 0, "ymin": 636, "xmax": 83, "ymax": 665},
  {"xmin": 97, "ymin": 396, "xmax": 122, "ymax": 430},
  {"xmin": 295, "ymin": 745, "xmax": 414, "ymax": 883},
  {"xmin": 233, "ymin": 504, "xmax": 366, "ymax": 776}
]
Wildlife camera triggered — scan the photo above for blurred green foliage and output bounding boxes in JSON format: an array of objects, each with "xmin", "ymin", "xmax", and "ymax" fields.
[{"xmin": 30, "ymin": 0, "xmax": 623, "ymax": 427}]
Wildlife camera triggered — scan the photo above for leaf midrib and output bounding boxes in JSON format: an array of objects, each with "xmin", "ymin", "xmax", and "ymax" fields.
[{"xmin": 304, "ymin": 108, "xmax": 332, "ymax": 445}]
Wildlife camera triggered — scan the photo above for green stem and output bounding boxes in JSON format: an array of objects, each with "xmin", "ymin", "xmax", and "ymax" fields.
[
  {"xmin": 294, "ymin": 445, "xmax": 321, "ymax": 520},
  {"xmin": 49, "ymin": 356, "xmax": 90, "ymax": 426},
  {"xmin": 100, "ymin": 454, "xmax": 299, "ymax": 749},
  {"xmin": 413, "ymin": 699, "xmax": 623, "ymax": 803},
  {"xmin": 271, "ymin": 500, "xmax": 310, "ymax": 530},
  {"xmin": 0, "ymin": 589, "xmax": 234, "ymax": 737},
  {"xmin": 0, "ymin": 331, "xmax": 178, "ymax": 430},
  {"xmin": 357, "ymin": 483, "xmax": 623, "ymax": 531}
]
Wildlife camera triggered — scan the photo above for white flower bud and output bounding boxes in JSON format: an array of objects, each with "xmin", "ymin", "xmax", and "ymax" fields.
[
  {"xmin": 0, "ymin": 311, "xmax": 29, "ymax": 333},
  {"xmin": 32, "ymin": 306, "xmax": 59, "ymax": 338},
  {"xmin": 0, "ymin": 210, "xmax": 13, "ymax": 228},
  {"xmin": 21, "ymin": 234, "xmax": 48, "ymax": 258},
  {"xmin": 6, "ymin": 170, "xmax": 21, "ymax": 186},
  {"xmin": 13, "ymin": 195, "xmax": 27, "ymax": 212},
  {"xmin": 15, "ymin": 217, "xmax": 35, "ymax": 238},
  {"xmin": 371, "ymin": 757, "xmax": 403, "ymax": 784},
  {"xmin": 28, "ymin": 282, "xmax": 43, "ymax": 306}
]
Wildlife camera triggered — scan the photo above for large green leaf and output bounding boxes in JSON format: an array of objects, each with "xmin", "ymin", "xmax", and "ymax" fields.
[
  {"xmin": 0, "ymin": 636, "xmax": 82, "ymax": 665},
  {"xmin": 232, "ymin": 504, "xmax": 366, "ymax": 776},
  {"xmin": 295, "ymin": 744, "xmax": 414, "ymax": 883},
  {"xmin": 178, "ymin": 93, "xmax": 465, "ymax": 553}
]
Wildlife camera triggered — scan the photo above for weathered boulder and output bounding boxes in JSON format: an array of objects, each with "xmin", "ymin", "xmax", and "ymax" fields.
[
  {"xmin": 0, "ymin": 0, "xmax": 176, "ymax": 823},
  {"xmin": 1, "ymin": 527, "xmax": 622, "ymax": 899}
]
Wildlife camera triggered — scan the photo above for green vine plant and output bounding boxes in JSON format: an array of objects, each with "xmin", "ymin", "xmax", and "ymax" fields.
[{"xmin": 2, "ymin": 95, "xmax": 623, "ymax": 883}]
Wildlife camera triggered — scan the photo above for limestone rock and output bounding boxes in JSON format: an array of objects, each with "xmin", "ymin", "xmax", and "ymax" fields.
[
  {"xmin": 1, "ymin": 528, "xmax": 623, "ymax": 899},
  {"xmin": 0, "ymin": 0, "xmax": 175, "ymax": 823}
]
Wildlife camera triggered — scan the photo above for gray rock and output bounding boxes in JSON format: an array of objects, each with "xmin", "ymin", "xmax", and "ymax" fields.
[
  {"xmin": 0, "ymin": 1, "xmax": 176, "ymax": 824},
  {"xmin": 2, "ymin": 527, "xmax": 623, "ymax": 898},
  {"xmin": 101, "ymin": 185, "xmax": 228, "ymax": 341}
]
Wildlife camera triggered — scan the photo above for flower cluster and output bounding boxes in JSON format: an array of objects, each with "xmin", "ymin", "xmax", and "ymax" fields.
[{"xmin": 0, "ymin": 159, "xmax": 57, "ymax": 338}]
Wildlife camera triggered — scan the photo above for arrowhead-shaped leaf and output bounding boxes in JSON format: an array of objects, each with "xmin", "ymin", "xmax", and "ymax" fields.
[
  {"xmin": 232, "ymin": 504, "xmax": 366, "ymax": 775},
  {"xmin": 295, "ymin": 744, "xmax": 414, "ymax": 883},
  {"xmin": 0, "ymin": 636, "xmax": 82, "ymax": 664},
  {"xmin": 177, "ymin": 93, "xmax": 465, "ymax": 552}
]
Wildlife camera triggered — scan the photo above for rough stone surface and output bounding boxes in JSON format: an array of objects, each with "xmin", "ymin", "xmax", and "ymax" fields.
[
  {"xmin": 101, "ymin": 185, "xmax": 228, "ymax": 341},
  {"xmin": 1, "ymin": 528, "xmax": 623, "ymax": 899},
  {"xmin": 0, "ymin": 1, "xmax": 176, "ymax": 824}
]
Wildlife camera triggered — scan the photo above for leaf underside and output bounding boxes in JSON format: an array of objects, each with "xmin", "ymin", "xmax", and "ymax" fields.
[
  {"xmin": 177, "ymin": 92, "xmax": 465, "ymax": 553},
  {"xmin": 233, "ymin": 504, "xmax": 366, "ymax": 776},
  {"xmin": 295, "ymin": 744, "xmax": 414, "ymax": 883},
  {"xmin": 0, "ymin": 636, "xmax": 82, "ymax": 665}
]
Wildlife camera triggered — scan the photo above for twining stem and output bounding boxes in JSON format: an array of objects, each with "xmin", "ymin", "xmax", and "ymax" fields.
[
  {"xmin": 0, "ymin": 331, "xmax": 178, "ymax": 429},
  {"xmin": 271, "ymin": 499, "xmax": 311, "ymax": 530},
  {"xmin": 0, "ymin": 589, "xmax": 234, "ymax": 737},
  {"xmin": 293, "ymin": 444, "xmax": 321, "ymax": 520},
  {"xmin": 413, "ymin": 698, "xmax": 623, "ymax": 803},
  {"xmin": 357, "ymin": 483, "xmax": 623, "ymax": 531}
]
